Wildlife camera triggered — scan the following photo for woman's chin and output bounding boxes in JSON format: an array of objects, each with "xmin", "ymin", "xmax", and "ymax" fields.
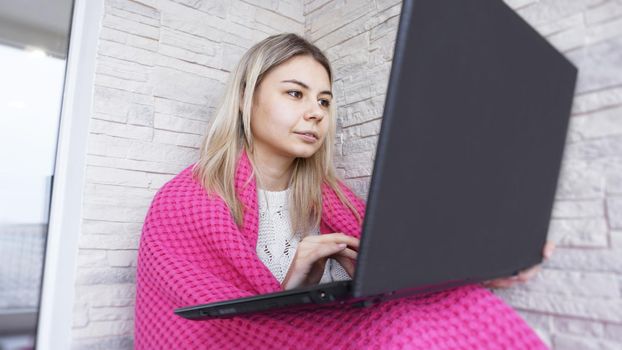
[{"xmin": 289, "ymin": 147, "xmax": 319, "ymax": 159}]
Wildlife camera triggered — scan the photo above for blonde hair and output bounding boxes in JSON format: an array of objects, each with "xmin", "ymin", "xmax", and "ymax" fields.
[{"xmin": 192, "ymin": 33, "xmax": 362, "ymax": 235}]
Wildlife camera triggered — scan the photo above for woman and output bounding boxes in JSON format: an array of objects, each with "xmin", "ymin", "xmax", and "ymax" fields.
[{"xmin": 135, "ymin": 33, "xmax": 552, "ymax": 349}]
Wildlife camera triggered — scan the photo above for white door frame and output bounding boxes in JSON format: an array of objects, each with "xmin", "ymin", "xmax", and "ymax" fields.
[{"xmin": 36, "ymin": 0, "xmax": 104, "ymax": 349}]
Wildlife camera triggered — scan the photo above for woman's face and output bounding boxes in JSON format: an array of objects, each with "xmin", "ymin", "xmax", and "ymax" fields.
[{"xmin": 250, "ymin": 54, "xmax": 332, "ymax": 161}]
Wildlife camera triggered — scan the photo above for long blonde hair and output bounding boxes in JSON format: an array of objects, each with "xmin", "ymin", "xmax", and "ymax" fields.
[{"xmin": 192, "ymin": 33, "xmax": 362, "ymax": 235}]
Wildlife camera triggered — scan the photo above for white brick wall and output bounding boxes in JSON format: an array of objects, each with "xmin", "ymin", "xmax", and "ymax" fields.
[{"xmin": 71, "ymin": 0, "xmax": 622, "ymax": 348}]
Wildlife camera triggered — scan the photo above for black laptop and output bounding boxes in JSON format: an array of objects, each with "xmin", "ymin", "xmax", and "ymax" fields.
[{"xmin": 175, "ymin": 0, "xmax": 578, "ymax": 320}]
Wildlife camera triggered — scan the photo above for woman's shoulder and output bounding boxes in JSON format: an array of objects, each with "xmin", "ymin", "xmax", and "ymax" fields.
[{"xmin": 148, "ymin": 163, "xmax": 228, "ymax": 213}]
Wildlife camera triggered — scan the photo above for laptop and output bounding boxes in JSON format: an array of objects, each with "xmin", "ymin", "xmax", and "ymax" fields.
[{"xmin": 175, "ymin": 0, "xmax": 578, "ymax": 320}]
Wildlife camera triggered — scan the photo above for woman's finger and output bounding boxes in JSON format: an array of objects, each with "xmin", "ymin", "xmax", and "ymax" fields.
[
  {"xmin": 304, "ymin": 233, "xmax": 360, "ymax": 251},
  {"xmin": 517, "ymin": 265, "xmax": 541, "ymax": 282},
  {"xmin": 308, "ymin": 242, "xmax": 349, "ymax": 261},
  {"xmin": 543, "ymin": 241, "xmax": 555, "ymax": 260},
  {"xmin": 482, "ymin": 277, "xmax": 518, "ymax": 289},
  {"xmin": 331, "ymin": 247, "xmax": 358, "ymax": 260}
]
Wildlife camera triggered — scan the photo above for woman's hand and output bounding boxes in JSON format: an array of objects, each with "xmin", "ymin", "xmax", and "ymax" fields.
[
  {"xmin": 281, "ymin": 233, "xmax": 359, "ymax": 290},
  {"xmin": 482, "ymin": 241, "xmax": 555, "ymax": 289}
]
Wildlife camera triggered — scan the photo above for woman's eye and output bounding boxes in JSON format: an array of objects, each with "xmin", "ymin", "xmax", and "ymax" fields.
[
  {"xmin": 319, "ymin": 99, "xmax": 331, "ymax": 108},
  {"xmin": 287, "ymin": 90, "xmax": 302, "ymax": 98}
]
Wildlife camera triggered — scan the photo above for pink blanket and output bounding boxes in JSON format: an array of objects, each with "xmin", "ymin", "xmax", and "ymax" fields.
[{"xmin": 135, "ymin": 151, "xmax": 547, "ymax": 349}]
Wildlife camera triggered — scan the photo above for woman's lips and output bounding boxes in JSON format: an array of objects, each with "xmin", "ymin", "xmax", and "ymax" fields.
[{"xmin": 295, "ymin": 132, "xmax": 318, "ymax": 142}]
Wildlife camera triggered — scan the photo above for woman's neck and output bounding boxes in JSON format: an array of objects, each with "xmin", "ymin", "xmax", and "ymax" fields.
[{"xmin": 251, "ymin": 148, "xmax": 294, "ymax": 191}]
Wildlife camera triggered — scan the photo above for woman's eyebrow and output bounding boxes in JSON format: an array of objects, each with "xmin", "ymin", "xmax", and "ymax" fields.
[{"xmin": 281, "ymin": 79, "xmax": 333, "ymax": 97}]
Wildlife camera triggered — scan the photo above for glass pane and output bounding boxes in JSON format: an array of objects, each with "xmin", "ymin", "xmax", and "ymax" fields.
[{"xmin": 0, "ymin": 1, "xmax": 73, "ymax": 348}]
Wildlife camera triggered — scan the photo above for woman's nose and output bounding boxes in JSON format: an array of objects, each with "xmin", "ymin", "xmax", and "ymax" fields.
[{"xmin": 304, "ymin": 102, "xmax": 324, "ymax": 121}]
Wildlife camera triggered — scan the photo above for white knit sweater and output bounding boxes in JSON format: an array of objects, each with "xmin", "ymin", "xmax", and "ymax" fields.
[{"xmin": 256, "ymin": 187, "xmax": 352, "ymax": 285}]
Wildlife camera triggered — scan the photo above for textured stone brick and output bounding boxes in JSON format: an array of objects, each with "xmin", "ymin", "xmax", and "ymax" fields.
[
  {"xmin": 102, "ymin": 13, "xmax": 159, "ymax": 39},
  {"xmin": 100, "ymin": 26, "xmax": 158, "ymax": 52},
  {"xmin": 72, "ymin": 337, "xmax": 133, "ymax": 350},
  {"xmin": 545, "ymin": 247, "xmax": 622, "ymax": 274},
  {"xmin": 585, "ymin": 15, "xmax": 622, "ymax": 47},
  {"xmin": 342, "ymin": 118, "xmax": 382, "ymax": 139},
  {"xmin": 512, "ymin": 269, "xmax": 619, "ymax": 298},
  {"xmin": 72, "ymin": 320, "xmax": 134, "ymax": 339},
  {"xmin": 86, "ymin": 154, "xmax": 183, "ymax": 175},
  {"xmin": 85, "ymin": 183, "xmax": 156, "ymax": 207},
  {"xmin": 125, "ymin": 139, "xmax": 197, "ymax": 165},
  {"xmin": 77, "ymin": 250, "xmax": 108, "ymax": 268},
  {"xmin": 75, "ymin": 284, "xmax": 135, "ymax": 306},
  {"xmin": 82, "ymin": 220, "xmax": 143, "ymax": 236},
  {"xmin": 585, "ymin": 1, "xmax": 622, "ymax": 25},
  {"xmin": 82, "ymin": 202, "xmax": 149, "ymax": 223},
  {"xmin": 571, "ymin": 106, "xmax": 622, "ymax": 139},
  {"xmin": 99, "ymin": 39, "xmax": 157, "ymax": 66},
  {"xmin": 108, "ymin": 0, "xmax": 159, "ymax": 19},
  {"xmin": 552, "ymin": 27, "xmax": 587, "ymax": 53},
  {"xmin": 496, "ymin": 289, "xmax": 622, "ymax": 323},
  {"xmin": 174, "ymin": 0, "xmax": 227, "ymax": 19},
  {"xmin": 154, "ymin": 97, "xmax": 213, "ymax": 121},
  {"xmin": 96, "ymin": 55, "xmax": 150, "ymax": 82},
  {"xmin": 340, "ymin": 95, "xmax": 385, "ymax": 127},
  {"xmin": 342, "ymin": 135, "xmax": 378, "ymax": 155},
  {"xmin": 555, "ymin": 159, "xmax": 605, "ymax": 200},
  {"xmin": 515, "ymin": 0, "xmax": 601, "ymax": 27},
  {"xmin": 571, "ymin": 86, "xmax": 622, "ymax": 116},
  {"xmin": 612, "ymin": 231, "xmax": 622, "ymax": 249},
  {"xmin": 607, "ymin": 197, "xmax": 622, "ymax": 229},
  {"xmin": 517, "ymin": 310, "xmax": 553, "ymax": 331},
  {"xmin": 567, "ymin": 36, "xmax": 622, "ymax": 93},
  {"xmin": 553, "ymin": 334, "xmax": 622, "ymax": 350},
  {"xmin": 326, "ymin": 32, "xmax": 369, "ymax": 77},
  {"xmin": 604, "ymin": 322, "xmax": 622, "ymax": 342},
  {"xmin": 72, "ymin": 302, "xmax": 89, "ymax": 328},
  {"xmin": 548, "ymin": 218, "xmax": 608, "ymax": 248},
  {"xmin": 153, "ymin": 129, "xmax": 203, "ymax": 147},
  {"xmin": 107, "ymin": 250, "xmax": 137, "ymax": 267},
  {"xmin": 154, "ymin": 112, "xmax": 209, "ymax": 135},
  {"xmin": 342, "ymin": 151, "xmax": 374, "ymax": 178},
  {"xmin": 79, "ymin": 233, "xmax": 141, "ymax": 251},
  {"xmin": 159, "ymin": 28, "xmax": 221, "ymax": 67},
  {"xmin": 95, "ymin": 73, "xmax": 153, "ymax": 95},
  {"xmin": 606, "ymin": 164, "xmax": 622, "ymax": 195},
  {"xmin": 155, "ymin": 53, "xmax": 229, "ymax": 81},
  {"xmin": 89, "ymin": 118, "xmax": 153, "ymax": 141},
  {"xmin": 551, "ymin": 199, "xmax": 604, "ymax": 219},
  {"xmin": 106, "ymin": 4, "xmax": 159, "ymax": 27},
  {"xmin": 304, "ymin": 0, "xmax": 332, "ymax": 16},
  {"xmin": 277, "ymin": 0, "xmax": 305, "ymax": 23},
  {"xmin": 152, "ymin": 66, "xmax": 223, "ymax": 105},
  {"xmin": 86, "ymin": 166, "xmax": 151, "ymax": 188},
  {"xmin": 307, "ymin": 0, "xmax": 373, "ymax": 42},
  {"xmin": 76, "ymin": 267, "xmax": 136, "ymax": 285},
  {"xmin": 89, "ymin": 306, "xmax": 134, "ymax": 322},
  {"xmin": 553, "ymin": 317, "xmax": 606, "ymax": 338},
  {"xmin": 535, "ymin": 13, "xmax": 583, "ymax": 37},
  {"xmin": 564, "ymin": 135, "xmax": 622, "ymax": 160},
  {"xmin": 87, "ymin": 134, "xmax": 132, "ymax": 158},
  {"xmin": 159, "ymin": 0, "xmax": 265, "ymax": 47},
  {"xmin": 251, "ymin": 4, "xmax": 304, "ymax": 32}
]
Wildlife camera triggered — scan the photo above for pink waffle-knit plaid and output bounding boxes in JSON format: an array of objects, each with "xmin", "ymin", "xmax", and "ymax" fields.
[{"xmin": 134, "ymin": 150, "xmax": 547, "ymax": 349}]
